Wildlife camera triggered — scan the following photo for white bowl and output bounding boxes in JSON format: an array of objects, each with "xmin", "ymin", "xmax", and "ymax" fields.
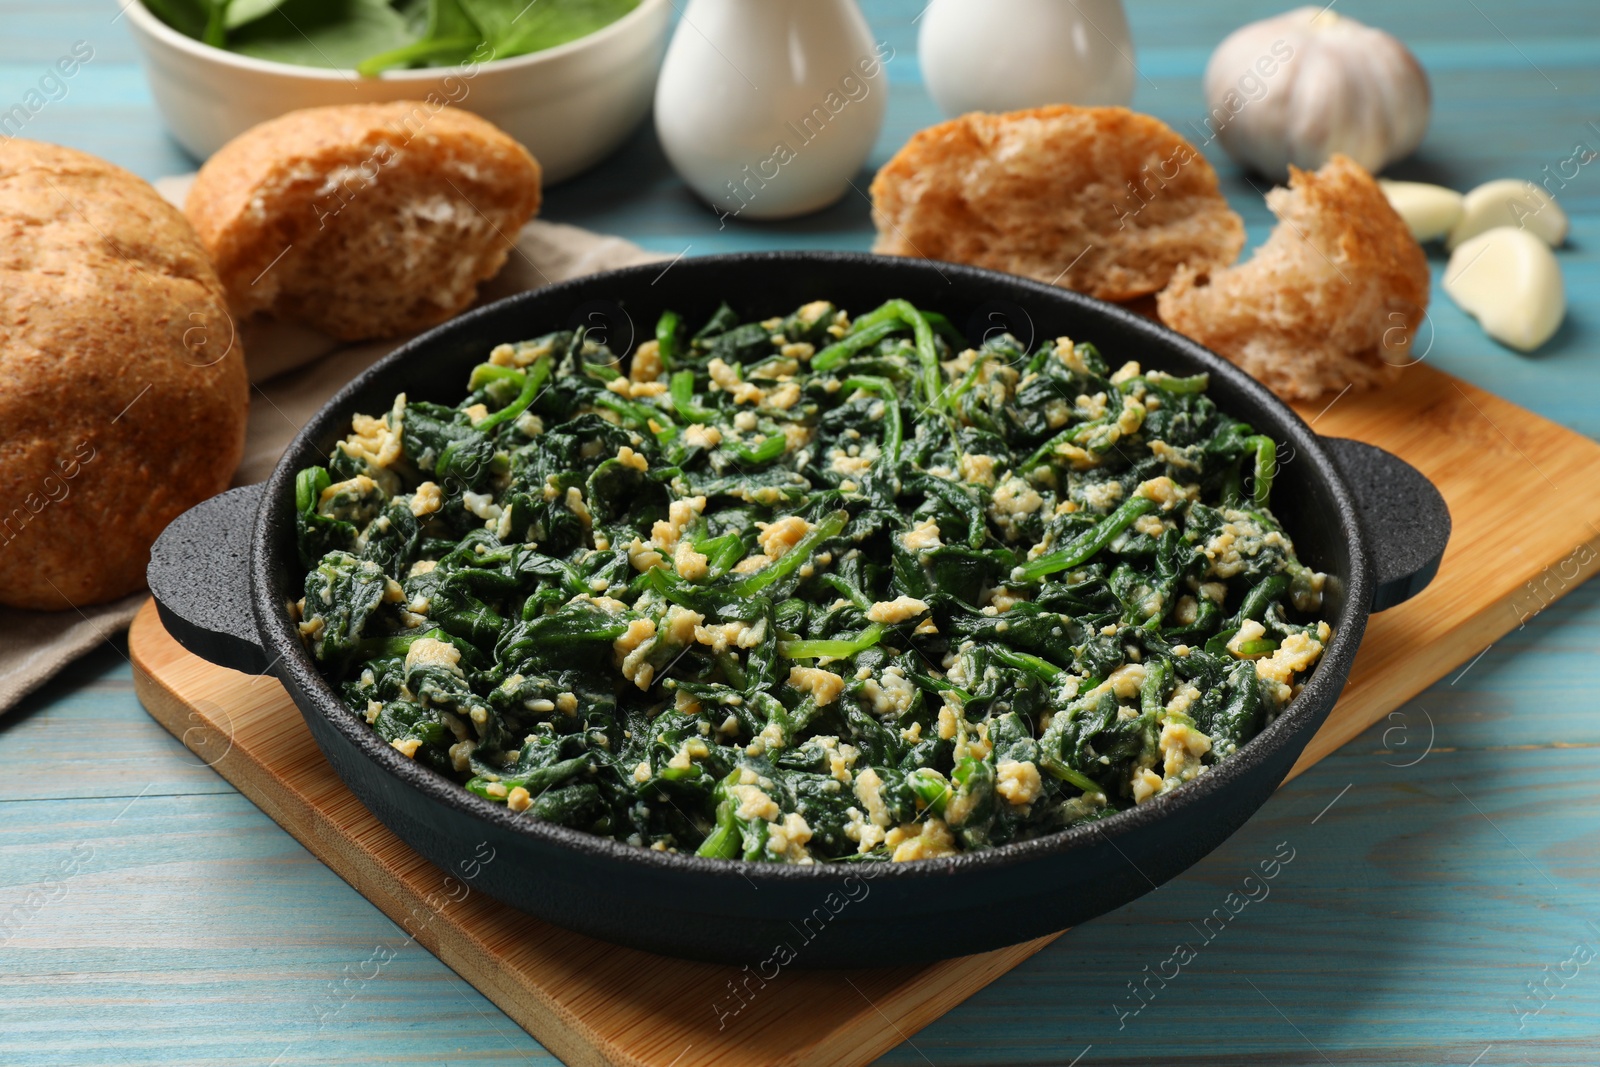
[{"xmin": 122, "ymin": 0, "xmax": 670, "ymax": 184}]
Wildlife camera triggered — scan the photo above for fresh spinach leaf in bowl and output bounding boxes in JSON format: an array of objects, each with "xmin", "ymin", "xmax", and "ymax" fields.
[
  {"xmin": 292, "ymin": 299, "xmax": 1332, "ymax": 864},
  {"xmin": 144, "ymin": 0, "xmax": 641, "ymax": 75}
]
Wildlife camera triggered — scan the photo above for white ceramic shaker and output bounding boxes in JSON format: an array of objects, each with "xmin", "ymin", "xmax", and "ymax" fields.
[
  {"xmin": 918, "ymin": 0, "xmax": 1136, "ymax": 116},
  {"xmin": 654, "ymin": 0, "xmax": 888, "ymax": 221}
]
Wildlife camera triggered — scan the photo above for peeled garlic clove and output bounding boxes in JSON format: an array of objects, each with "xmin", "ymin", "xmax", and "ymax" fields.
[
  {"xmin": 1446, "ymin": 179, "xmax": 1568, "ymax": 250},
  {"xmin": 1378, "ymin": 180, "xmax": 1463, "ymax": 242},
  {"xmin": 1444, "ymin": 227, "xmax": 1565, "ymax": 352}
]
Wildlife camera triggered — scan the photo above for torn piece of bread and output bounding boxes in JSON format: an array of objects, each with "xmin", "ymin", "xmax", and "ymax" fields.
[
  {"xmin": 1157, "ymin": 154, "xmax": 1430, "ymax": 401},
  {"xmin": 870, "ymin": 106, "xmax": 1244, "ymax": 302},
  {"xmin": 186, "ymin": 102, "xmax": 541, "ymax": 342}
]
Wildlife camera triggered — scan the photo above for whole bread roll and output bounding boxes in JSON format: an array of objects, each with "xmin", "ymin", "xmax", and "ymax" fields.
[
  {"xmin": 871, "ymin": 106, "xmax": 1245, "ymax": 302},
  {"xmin": 0, "ymin": 141, "xmax": 247, "ymax": 610},
  {"xmin": 186, "ymin": 102, "xmax": 542, "ymax": 343}
]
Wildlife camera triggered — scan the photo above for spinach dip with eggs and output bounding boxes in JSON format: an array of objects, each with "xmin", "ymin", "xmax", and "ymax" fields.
[{"xmin": 292, "ymin": 298, "xmax": 1331, "ymax": 864}]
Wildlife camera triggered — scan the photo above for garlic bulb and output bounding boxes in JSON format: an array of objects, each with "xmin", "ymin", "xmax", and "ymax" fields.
[{"xmin": 1204, "ymin": 8, "xmax": 1430, "ymax": 178}]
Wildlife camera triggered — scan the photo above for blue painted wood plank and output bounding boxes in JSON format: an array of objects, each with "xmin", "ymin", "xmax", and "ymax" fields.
[
  {"xmin": 0, "ymin": 640, "xmax": 239, "ymax": 805},
  {"xmin": 0, "ymin": 783, "xmax": 553, "ymax": 1064},
  {"xmin": 1, "ymin": 0, "xmax": 1598, "ymax": 1064}
]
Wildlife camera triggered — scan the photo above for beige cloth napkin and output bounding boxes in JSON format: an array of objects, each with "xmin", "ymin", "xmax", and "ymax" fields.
[{"xmin": 0, "ymin": 175, "xmax": 666, "ymax": 713}]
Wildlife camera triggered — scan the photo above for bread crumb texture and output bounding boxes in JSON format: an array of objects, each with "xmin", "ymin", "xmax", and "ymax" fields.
[
  {"xmin": 0, "ymin": 140, "xmax": 247, "ymax": 609},
  {"xmin": 185, "ymin": 102, "xmax": 542, "ymax": 342},
  {"xmin": 1157, "ymin": 154, "xmax": 1430, "ymax": 401},
  {"xmin": 869, "ymin": 105, "xmax": 1244, "ymax": 302}
]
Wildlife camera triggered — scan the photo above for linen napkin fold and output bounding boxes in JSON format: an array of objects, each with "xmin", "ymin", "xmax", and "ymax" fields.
[{"xmin": 0, "ymin": 175, "xmax": 666, "ymax": 714}]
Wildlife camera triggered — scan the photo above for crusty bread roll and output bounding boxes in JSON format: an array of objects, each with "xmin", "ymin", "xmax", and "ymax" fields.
[
  {"xmin": 1157, "ymin": 154, "xmax": 1430, "ymax": 401},
  {"xmin": 186, "ymin": 102, "xmax": 542, "ymax": 343},
  {"xmin": 0, "ymin": 141, "xmax": 247, "ymax": 610},
  {"xmin": 870, "ymin": 106, "xmax": 1245, "ymax": 302}
]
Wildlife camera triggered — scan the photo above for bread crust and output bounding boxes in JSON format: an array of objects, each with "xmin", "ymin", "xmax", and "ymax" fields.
[
  {"xmin": 186, "ymin": 102, "xmax": 542, "ymax": 342},
  {"xmin": 870, "ymin": 105, "xmax": 1244, "ymax": 301},
  {"xmin": 1156, "ymin": 154, "xmax": 1430, "ymax": 401},
  {"xmin": 0, "ymin": 140, "xmax": 248, "ymax": 609}
]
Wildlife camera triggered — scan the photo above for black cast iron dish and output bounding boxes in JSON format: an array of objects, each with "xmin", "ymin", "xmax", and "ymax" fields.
[{"xmin": 149, "ymin": 253, "xmax": 1450, "ymax": 966}]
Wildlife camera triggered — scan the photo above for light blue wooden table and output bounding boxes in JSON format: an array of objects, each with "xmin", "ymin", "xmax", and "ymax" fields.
[{"xmin": 3, "ymin": 2, "xmax": 1598, "ymax": 1064}]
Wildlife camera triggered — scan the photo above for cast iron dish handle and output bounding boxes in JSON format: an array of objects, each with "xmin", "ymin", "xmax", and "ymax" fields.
[
  {"xmin": 1324, "ymin": 438, "xmax": 1451, "ymax": 612},
  {"xmin": 148, "ymin": 483, "xmax": 273, "ymax": 676}
]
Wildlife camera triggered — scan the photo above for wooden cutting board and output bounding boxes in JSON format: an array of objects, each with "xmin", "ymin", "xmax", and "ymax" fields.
[{"xmin": 131, "ymin": 363, "xmax": 1600, "ymax": 1067}]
